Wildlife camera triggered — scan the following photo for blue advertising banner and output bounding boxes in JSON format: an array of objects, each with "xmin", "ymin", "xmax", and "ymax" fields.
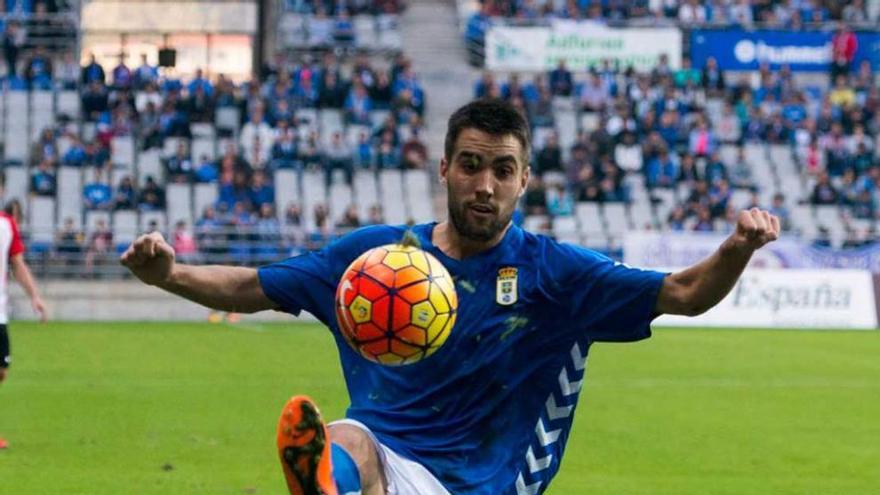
[{"xmin": 690, "ymin": 29, "xmax": 880, "ymax": 72}]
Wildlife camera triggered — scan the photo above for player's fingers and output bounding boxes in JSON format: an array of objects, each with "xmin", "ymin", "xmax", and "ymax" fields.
[
  {"xmin": 739, "ymin": 209, "xmax": 758, "ymax": 237},
  {"xmin": 770, "ymin": 214, "xmax": 781, "ymax": 237},
  {"xmin": 141, "ymin": 235, "xmax": 157, "ymax": 258},
  {"xmin": 155, "ymin": 238, "xmax": 175, "ymax": 259},
  {"xmin": 750, "ymin": 208, "xmax": 767, "ymax": 237}
]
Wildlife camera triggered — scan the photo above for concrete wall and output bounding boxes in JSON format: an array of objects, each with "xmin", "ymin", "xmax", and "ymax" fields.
[{"xmin": 7, "ymin": 280, "xmax": 318, "ymax": 322}]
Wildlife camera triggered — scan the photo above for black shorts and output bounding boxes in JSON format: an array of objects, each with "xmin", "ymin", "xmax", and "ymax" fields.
[{"xmin": 0, "ymin": 324, "xmax": 9, "ymax": 369}]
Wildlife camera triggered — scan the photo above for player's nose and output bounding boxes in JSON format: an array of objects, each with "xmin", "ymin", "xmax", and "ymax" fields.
[{"xmin": 473, "ymin": 169, "xmax": 494, "ymax": 197}]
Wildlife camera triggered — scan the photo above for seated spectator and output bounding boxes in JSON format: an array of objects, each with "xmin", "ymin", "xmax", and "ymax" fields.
[
  {"xmin": 30, "ymin": 127, "xmax": 57, "ymax": 167},
  {"xmin": 84, "ymin": 218, "xmax": 113, "ymax": 275},
  {"xmin": 244, "ymin": 134, "xmax": 270, "ymax": 171},
  {"xmin": 111, "ymin": 56, "xmax": 132, "ymax": 90},
  {"xmin": 345, "ymin": 81, "xmax": 373, "ymax": 125},
  {"xmin": 138, "ymin": 176, "xmax": 166, "ymax": 211},
  {"xmin": 524, "ymin": 176, "xmax": 547, "ymax": 215},
  {"xmin": 55, "ymin": 217, "xmax": 83, "ymax": 258},
  {"xmin": 318, "ymin": 72, "xmax": 347, "ymax": 109},
  {"xmin": 336, "ymin": 205, "xmax": 361, "ymax": 230},
  {"xmin": 668, "ymin": 206, "xmax": 687, "ymax": 231},
  {"xmin": 31, "ymin": 160, "xmax": 56, "ymax": 196},
  {"xmin": 768, "ymin": 193, "xmax": 792, "ymax": 230},
  {"xmin": 24, "ymin": 46, "xmax": 53, "ymax": 90},
  {"xmin": 715, "ymin": 103, "xmax": 741, "ymax": 143},
  {"xmin": 810, "ymin": 172, "xmax": 839, "ymax": 205},
  {"xmin": 579, "ymin": 73, "xmax": 609, "ymax": 112},
  {"xmin": 708, "ymin": 179, "xmax": 731, "ymax": 218},
  {"xmin": 308, "ymin": 203, "xmax": 334, "ymax": 250},
  {"xmin": 83, "ymin": 168, "xmax": 113, "ymax": 210},
  {"xmin": 186, "ymin": 83, "xmax": 215, "ymax": 123},
  {"xmin": 528, "ymin": 86, "xmax": 555, "ymax": 128},
  {"xmin": 165, "ymin": 141, "xmax": 193, "ymax": 182},
  {"xmin": 704, "ymin": 152, "xmax": 728, "ymax": 184},
  {"xmin": 364, "ymin": 204, "xmax": 384, "ymax": 225},
  {"xmin": 323, "ymin": 131, "xmax": 354, "ymax": 185},
  {"xmin": 354, "ymin": 132, "xmax": 374, "ymax": 169},
  {"xmin": 249, "ymin": 170, "xmax": 275, "ymax": 211},
  {"xmin": 852, "ymin": 190, "xmax": 875, "ymax": 219},
  {"xmin": 728, "ymin": 148, "xmax": 754, "ymax": 190},
  {"xmin": 81, "ymin": 53, "xmax": 105, "ymax": 86},
  {"xmin": 195, "ymin": 155, "xmax": 219, "ymax": 183},
  {"xmin": 187, "ymin": 68, "xmax": 213, "ymax": 97},
  {"xmin": 54, "ymin": 51, "xmax": 79, "ymax": 91},
  {"xmin": 195, "ymin": 206, "xmax": 225, "ymax": 261},
  {"xmin": 645, "ymin": 149, "xmax": 678, "ymax": 189},
  {"xmin": 548, "ymin": 60, "xmax": 573, "ymax": 96},
  {"xmin": 271, "ymin": 128, "xmax": 300, "ymax": 170},
  {"xmin": 333, "ymin": 9, "xmax": 356, "ymax": 44},
  {"xmin": 614, "ymin": 132, "xmax": 642, "ymax": 174},
  {"xmin": 133, "ymin": 53, "xmax": 158, "ymax": 89},
  {"xmin": 374, "ymin": 130, "xmax": 400, "ymax": 169},
  {"xmin": 218, "ymin": 171, "xmax": 251, "ymax": 211},
  {"xmin": 829, "ymin": 75, "xmax": 856, "ymax": 108},
  {"xmin": 401, "ymin": 130, "xmax": 428, "ymax": 170},
  {"xmin": 254, "ymin": 204, "xmax": 282, "ymax": 261},
  {"xmin": 113, "ymin": 175, "xmax": 136, "ymax": 210},
  {"xmin": 688, "ymin": 117, "xmax": 718, "ymax": 157},
  {"xmin": 692, "ymin": 206, "xmax": 714, "ymax": 232},
  {"xmin": 81, "ymin": 80, "xmax": 109, "ymax": 122},
  {"xmin": 547, "ymin": 184, "xmax": 574, "ymax": 217},
  {"xmin": 535, "ymin": 132, "xmax": 563, "ymax": 176},
  {"xmin": 172, "ymin": 220, "xmax": 199, "ymax": 264},
  {"xmin": 239, "ymin": 107, "xmax": 274, "ymax": 160}
]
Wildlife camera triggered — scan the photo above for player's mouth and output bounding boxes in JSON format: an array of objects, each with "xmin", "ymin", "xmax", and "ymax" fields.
[{"xmin": 468, "ymin": 203, "xmax": 495, "ymax": 218}]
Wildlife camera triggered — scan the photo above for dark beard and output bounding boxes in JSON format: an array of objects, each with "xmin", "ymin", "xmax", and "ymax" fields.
[{"xmin": 447, "ymin": 188, "xmax": 512, "ymax": 242}]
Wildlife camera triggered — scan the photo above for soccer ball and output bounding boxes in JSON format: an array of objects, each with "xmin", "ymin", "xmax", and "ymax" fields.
[{"xmin": 335, "ymin": 244, "xmax": 458, "ymax": 365}]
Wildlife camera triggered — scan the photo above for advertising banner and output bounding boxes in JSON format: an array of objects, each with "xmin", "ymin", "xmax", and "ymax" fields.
[
  {"xmin": 623, "ymin": 231, "xmax": 880, "ymax": 272},
  {"xmin": 654, "ymin": 269, "xmax": 878, "ymax": 329},
  {"xmin": 486, "ymin": 25, "xmax": 682, "ymax": 72},
  {"xmin": 690, "ymin": 29, "xmax": 880, "ymax": 72}
]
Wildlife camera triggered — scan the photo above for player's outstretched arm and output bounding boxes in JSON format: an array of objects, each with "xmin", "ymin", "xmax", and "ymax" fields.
[
  {"xmin": 119, "ymin": 232, "xmax": 278, "ymax": 313},
  {"xmin": 656, "ymin": 208, "xmax": 780, "ymax": 316}
]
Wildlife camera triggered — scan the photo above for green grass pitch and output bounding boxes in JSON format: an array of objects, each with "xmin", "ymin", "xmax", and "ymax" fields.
[{"xmin": 1, "ymin": 321, "xmax": 878, "ymax": 494}]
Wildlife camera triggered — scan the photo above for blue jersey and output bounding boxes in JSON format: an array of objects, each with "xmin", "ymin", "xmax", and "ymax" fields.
[{"xmin": 258, "ymin": 222, "xmax": 666, "ymax": 494}]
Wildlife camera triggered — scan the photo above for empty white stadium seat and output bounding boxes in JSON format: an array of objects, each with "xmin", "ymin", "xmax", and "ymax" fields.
[
  {"xmin": 112, "ymin": 210, "xmax": 138, "ymax": 245},
  {"xmin": 85, "ymin": 210, "xmax": 111, "ymax": 234},
  {"xmin": 379, "ymin": 169, "xmax": 406, "ymax": 224},
  {"xmin": 575, "ymin": 202, "xmax": 602, "ymax": 233},
  {"xmin": 28, "ymin": 196, "xmax": 55, "ymax": 243},
  {"xmin": 301, "ymin": 170, "xmax": 327, "ymax": 231},
  {"xmin": 353, "ymin": 170, "xmax": 379, "ymax": 220},
  {"xmin": 404, "ymin": 170, "xmax": 432, "ymax": 223},
  {"xmin": 112, "ymin": 136, "xmax": 135, "ymax": 170},
  {"xmin": 4, "ymin": 166, "xmax": 28, "ymax": 209},
  {"xmin": 137, "ymin": 149, "xmax": 163, "ymax": 183},
  {"xmin": 166, "ymin": 183, "xmax": 193, "ymax": 226},
  {"xmin": 57, "ymin": 166, "xmax": 84, "ymax": 228},
  {"xmin": 193, "ymin": 183, "xmax": 218, "ymax": 218}
]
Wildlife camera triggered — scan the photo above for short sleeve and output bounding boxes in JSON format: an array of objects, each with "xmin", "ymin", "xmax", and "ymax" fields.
[
  {"xmin": 257, "ymin": 225, "xmax": 406, "ymax": 325},
  {"xmin": 8, "ymin": 216, "xmax": 24, "ymax": 257},
  {"xmin": 546, "ymin": 242, "xmax": 667, "ymax": 343}
]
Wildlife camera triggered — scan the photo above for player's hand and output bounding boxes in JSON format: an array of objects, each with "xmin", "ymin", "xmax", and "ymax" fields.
[
  {"xmin": 32, "ymin": 295, "xmax": 47, "ymax": 323},
  {"xmin": 119, "ymin": 232, "xmax": 176, "ymax": 287},
  {"xmin": 729, "ymin": 208, "xmax": 780, "ymax": 252}
]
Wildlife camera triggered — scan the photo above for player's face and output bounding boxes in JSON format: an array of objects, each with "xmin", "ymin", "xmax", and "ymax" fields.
[{"xmin": 441, "ymin": 128, "xmax": 529, "ymax": 242}]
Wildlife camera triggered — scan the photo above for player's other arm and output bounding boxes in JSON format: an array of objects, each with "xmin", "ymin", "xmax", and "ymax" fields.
[
  {"xmin": 119, "ymin": 232, "xmax": 278, "ymax": 313},
  {"xmin": 10, "ymin": 254, "xmax": 47, "ymax": 322},
  {"xmin": 656, "ymin": 208, "xmax": 780, "ymax": 317}
]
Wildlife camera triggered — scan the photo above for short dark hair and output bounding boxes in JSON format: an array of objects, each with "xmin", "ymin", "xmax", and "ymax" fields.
[{"xmin": 444, "ymin": 99, "xmax": 531, "ymax": 165}]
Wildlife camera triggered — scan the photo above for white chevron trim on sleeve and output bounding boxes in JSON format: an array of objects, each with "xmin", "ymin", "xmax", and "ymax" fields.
[
  {"xmin": 558, "ymin": 367, "xmax": 583, "ymax": 397},
  {"xmin": 526, "ymin": 446, "xmax": 553, "ymax": 473},
  {"xmin": 545, "ymin": 394, "xmax": 573, "ymax": 421},
  {"xmin": 570, "ymin": 343, "xmax": 587, "ymax": 371},
  {"xmin": 516, "ymin": 473, "xmax": 542, "ymax": 495},
  {"xmin": 535, "ymin": 418, "xmax": 561, "ymax": 447}
]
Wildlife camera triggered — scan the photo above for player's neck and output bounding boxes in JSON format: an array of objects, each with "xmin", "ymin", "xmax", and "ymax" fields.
[{"xmin": 433, "ymin": 221, "xmax": 510, "ymax": 260}]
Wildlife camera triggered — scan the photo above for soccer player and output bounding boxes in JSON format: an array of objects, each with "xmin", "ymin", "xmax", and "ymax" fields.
[
  {"xmin": 0, "ymin": 208, "xmax": 48, "ymax": 449},
  {"xmin": 121, "ymin": 99, "xmax": 780, "ymax": 495}
]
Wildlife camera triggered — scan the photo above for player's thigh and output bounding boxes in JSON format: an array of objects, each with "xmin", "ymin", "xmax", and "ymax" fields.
[
  {"xmin": 328, "ymin": 422, "xmax": 387, "ymax": 494},
  {"xmin": 0, "ymin": 323, "xmax": 8, "ymax": 383}
]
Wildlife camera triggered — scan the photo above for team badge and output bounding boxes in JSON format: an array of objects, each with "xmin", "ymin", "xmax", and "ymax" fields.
[{"xmin": 496, "ymin": 267, "xmax": 518, "ymax": 306}]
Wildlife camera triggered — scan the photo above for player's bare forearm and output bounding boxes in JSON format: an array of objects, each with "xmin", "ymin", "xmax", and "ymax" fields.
[
  {"xmin": 120, "ymin": 232, "xmax": 277, "ymax": 314},
  {"xmin": 159, "ymin": 264, "xmax": 277, "ymax": 314},
  {"xmin": 656, "ymin": 208, "xmax": 780, "ymax": 316},
  {"xmin": 10, "ymin": 255, "xmax": 40, "ymax": 300}
]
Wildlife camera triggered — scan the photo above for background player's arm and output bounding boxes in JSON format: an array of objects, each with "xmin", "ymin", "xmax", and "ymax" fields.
[
  {"xmin": 656, "ymin": 208, "xmax": 780, "ymax": 317},
  {"xmin": 120, "ymin": 232, "xmax": 278, "ymax": 313},
  {"xmin": 10, "ymin": 254, "xmax": 47, "ymax": 322}
]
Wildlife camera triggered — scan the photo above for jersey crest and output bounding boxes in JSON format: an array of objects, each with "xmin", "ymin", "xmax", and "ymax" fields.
[{"xmin": 496, "ymin": 267, "xmax": 518, "ymax": 306}]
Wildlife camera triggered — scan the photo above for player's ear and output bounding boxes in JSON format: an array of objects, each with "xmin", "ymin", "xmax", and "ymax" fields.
[
  {"xmin": 519, "ymin": 164, "xmax": 530, "ymax": 197},
  {"xmin": 439, "ymin": 157, "xmax": 449, "ymax": 185}
]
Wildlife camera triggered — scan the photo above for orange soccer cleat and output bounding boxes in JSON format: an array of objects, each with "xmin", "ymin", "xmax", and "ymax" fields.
[{"xmin": 277, "ymin": 396, "xmax": 337, "ymax": 495}]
